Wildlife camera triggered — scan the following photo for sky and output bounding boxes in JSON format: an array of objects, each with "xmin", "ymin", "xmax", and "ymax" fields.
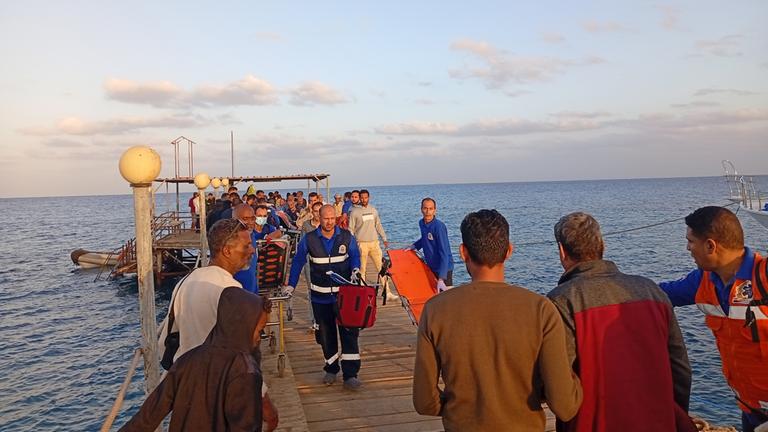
[{"xmin": 0, "ymin": 0, "xmax": 766, "ymax": 198}]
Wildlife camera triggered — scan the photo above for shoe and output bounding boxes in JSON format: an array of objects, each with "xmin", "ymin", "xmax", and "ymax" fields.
[
  {"xmin": 260, "ymin": 330, "xmax": 269, "ymax": 340},
  {"xmin": 322, "ymin": 372, "xmax": 337, "ymax": 385},
  {"xmin": 343, "ymin": 377, "xmax": 362, "ymax": 391}
]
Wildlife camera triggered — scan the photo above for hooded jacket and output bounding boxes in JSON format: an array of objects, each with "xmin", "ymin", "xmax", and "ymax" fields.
[{"xmin": 120, "ymin": 288, "xmax": 265, "ymax": 432}]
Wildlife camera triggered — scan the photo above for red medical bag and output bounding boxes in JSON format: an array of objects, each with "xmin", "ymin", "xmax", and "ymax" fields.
[{"xmin": 336, "ymin": 284, "xmax": 378, "ymax": 328}]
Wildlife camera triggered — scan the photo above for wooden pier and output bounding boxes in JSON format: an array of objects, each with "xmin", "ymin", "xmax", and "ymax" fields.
[{"xmin": 261, "ymin": 262, "xmax": 557, "ymax": 432}]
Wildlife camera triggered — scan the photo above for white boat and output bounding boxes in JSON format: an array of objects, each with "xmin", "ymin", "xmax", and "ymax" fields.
[
  {"xmin": 722, "ymin": 160, "xmax": 768, "ymax": 229},
  {"xmin": 70, "ymin": 249, "xmax": 118, "ymax": 269}
]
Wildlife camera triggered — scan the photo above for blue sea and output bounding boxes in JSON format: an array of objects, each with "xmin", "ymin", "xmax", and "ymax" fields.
[{"xmin": 1, "ymin": 176, "xmax": 767, "ymax": 431}]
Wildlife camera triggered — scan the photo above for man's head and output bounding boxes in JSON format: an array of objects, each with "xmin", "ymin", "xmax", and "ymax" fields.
[
  {"xmin": 554, "ymin": 212, "xmax": 604, "ymax": 270},
  {"xmin": 334, "ymin": 193, "xmax": 343, "ymax": 203},
  {"xmin": 256, "ymin": 190, "xmax": 265, "ymax": 200},
  {"xmin": 221, "ymin": 192, "xmax": 230, "ymax": 201},
  {"xmin": 359, "ymin": 189, "xmax": 370, "ymax": 206},
  {"xmin": 459, "ymin": 210, "xmax": 511, "ymax": 278},
  {"xmin": 208, "ymin": 219, "xmax": 255, "ymax": 273},
  {"xmin": 229, "ymin": 193, "xmax": 242, "ymax": 206},
  {"xmin": 684, "ymin": 206, "xmax": 744, "ymax": 270},
  {"xmin": 344, "ymin": 191, "xmax": 351, "ymax": 201},
  {"xmin": 297, "ymin": 191, "xmax": 304, "ymax": 198},
  {"xmin": 245, "ymin": 194, "xmax": 256, "ymax": 205},
  {"xmin": 421, "ymin": 197, "xmax": 436, "ymax": 223},
  {"xmin": 254, "ymin": 205, "xmax": 269, "ymax": 226},
  {"xmin": 311, "ymin": 201, "xmax": 323, "ymax": 220},
  {"xmin": 308, "ymin": 192, "xmax": 319, "ymax": 205},
  {"xmin": 232, "ymin": 203, "xmax": 256, "ymax": 230},
  {"xmin": 319, "ymin": 204, "xmax": 337, "ymax": 233},
  {"xmin": 351, "ymin": 190, "xmax": 360, "ymax": 204},
  {"xmin": 227, "ymin": 186, "xmax": 238, "ymax": 194}
]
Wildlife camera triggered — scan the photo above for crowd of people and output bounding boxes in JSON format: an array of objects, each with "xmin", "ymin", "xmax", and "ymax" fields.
[{"xmin": 121, "ymin": 189, "xmax": 767, "ymax": 432}]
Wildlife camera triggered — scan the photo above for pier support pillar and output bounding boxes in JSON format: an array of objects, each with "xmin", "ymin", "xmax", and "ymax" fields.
[
  {"xmin": 119, "ymin": 146, "xmax": 162, "ymax": 394},
  {"xmin": 194, "ymin": 173, "xmax": 211, "ymax": 266}
]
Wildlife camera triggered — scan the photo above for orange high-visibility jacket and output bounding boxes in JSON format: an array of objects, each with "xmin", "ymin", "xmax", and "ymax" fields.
[{"xmin": 695, "ymin": 254, "xmax": 768, "ymax": 414}]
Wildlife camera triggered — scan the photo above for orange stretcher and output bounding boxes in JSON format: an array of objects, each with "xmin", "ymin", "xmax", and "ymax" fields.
[{"xmin": 385, "ymin": 249, "xmax": 437, "ymax": 325}]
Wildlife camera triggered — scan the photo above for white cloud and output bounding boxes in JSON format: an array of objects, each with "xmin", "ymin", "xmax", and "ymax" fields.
[
  {"xmin": 583, "ymin": 20, "xmax": 626, "ymax": 33},
  {"xmin": 289, "ymin": 81, "xmax": 348, "ymax": 106},
  {"xmin": 375, "ymin": 122, "xmax": 459, "ymax": 135},
  {"xmin": 449, "ymin": 38, "xmax": 603, "ymax": 89},
  {"xmin": 19, "ymin": 114, "xmax": 209, "ymax": 136},
  {"xmin": 694, "ymin": 88, "xmax": 758, "ymax": 97},
  {"xmin": 104, "ymin": 78, "xmax": 182, "ymax": 107},
  {"xmin": 614, "ymin": 109, "xmax": 768, "ymax": 132},
  {"xmin": 670, "ymin": 101, "xmax": 721, "ymax": 109},
  {"xmin": 694, "ymin": 35, "xmax": 744, "ymax": 57},
  {"xmin": 192, "ymin": 75, "xmax": 278, "ymax": 106}
]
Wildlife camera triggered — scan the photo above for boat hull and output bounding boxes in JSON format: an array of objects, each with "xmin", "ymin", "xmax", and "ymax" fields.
[{"xmin": 71, "ymin": 249, "xmax": 118, "ymax": 268}]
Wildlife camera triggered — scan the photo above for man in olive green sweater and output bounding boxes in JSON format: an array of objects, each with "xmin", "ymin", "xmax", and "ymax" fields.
[{"xmin": 413, "ymin": 209, "xmax": 583, "ymax": 431}]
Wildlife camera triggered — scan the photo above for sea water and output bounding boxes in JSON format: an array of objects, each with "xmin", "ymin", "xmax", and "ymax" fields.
[{"xmin": 1, "ymin": 176, "xmax": 767, "ymax": 430}]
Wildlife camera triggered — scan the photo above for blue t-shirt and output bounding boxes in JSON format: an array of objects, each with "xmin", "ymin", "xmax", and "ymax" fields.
[
  {"xmin": 659, "ymin": 247, "xmax": 756, "ymax": 314},
  {"xmin": 413, "ymin": 218, "xmax": 454, "ymax": 280}
]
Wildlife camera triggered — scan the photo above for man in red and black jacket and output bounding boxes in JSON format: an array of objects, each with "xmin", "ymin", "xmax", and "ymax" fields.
[{"xmin": 548, "ymin": 212, "xmax": 693, "ymax": 432}]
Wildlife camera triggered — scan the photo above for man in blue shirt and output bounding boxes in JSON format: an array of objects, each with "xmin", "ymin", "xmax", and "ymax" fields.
[
  {"xmin": 252, "ymin": 205, "xmax": 283, "ymax": 241},
  {"xmin": 409, "ymin": 197, "xmax": 454, "ymax": 292},
  {"xmin": 283, "ymin": 205, "xmax": 364, "ymax": 390},
  {"xmin": 659, "ymin": 206, "xmax": 768, "ymax": 431},
  {"xmin": 232, "ymin": 204, "xmax": 260, "ymax": 294},
  {"xmin": 342, "ymin": 190, "xmax": 360, "ymax": 215}
]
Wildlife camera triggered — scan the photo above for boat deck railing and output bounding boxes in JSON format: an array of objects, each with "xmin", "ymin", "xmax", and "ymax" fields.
[{"xmin": 722, "ymin": 160, "xmax": 765, "ymax": 211}]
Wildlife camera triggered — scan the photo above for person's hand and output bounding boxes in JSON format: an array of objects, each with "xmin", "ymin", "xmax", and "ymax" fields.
[
  {"xmin": 281, "ymin": 285, "xmax": 295, "ymax": 297},
  {"xmin": 351, "ymin": 268, "xmax": 362, "ymax": 284},
  {"xmin": 383, "ymin": 241, "xmax": 390, "ymax": 249},
  {"xmin": 437, "ymin": 279, "xmax": 447, "ymax": 293}
]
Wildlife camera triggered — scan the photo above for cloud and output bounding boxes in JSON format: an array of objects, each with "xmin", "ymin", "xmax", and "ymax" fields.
[
  {"xmin": 19, "ymin": 114, "xmax": 209, "ymax": 136},
  {"xmin": 450, "ymin": 38, "xmax": 604, "ymax": 89},
  {"xmin": 375, "ymin": 122, "xmax": 459, "ymax": 135},
  {"xmin": 694, "ymin": 35, "xmax": 744, "ymax": 57},
  {"xmin": 583, "ymin": 20, "xmax": 626, "ymax": 33},
  {"xmin": 376, "ymin": 117, "xmax": 600, "ymax": 137},
  {"xmin": 550, "ymin": 111, "xmax": 612, "ymax": 119},
  {"xmin": 693, "ymin": 88, "xmax": 758, "ymax": 97},
  {"xmin": 541, "ymin": 32, "xmax": 566, "ymax": 44},
  {"xmin": 614, "ymin": 109, "xmax": 768, "ymax": 132},
  {"xmin": 289, "ymin": 81, "xmax": 348, "ymax": 106},
  {"xmin": 105, "ymin": 75, "xmax": 280, "ymax": 108},
  {"xmin": 192, "ymin": 75, "xmax": 278, "ymax": 106},
  {"xmin": 104, "ymin": 78, "xmax": 182, "ymax": 107},
  {"xmin": 670, "ymin": 101, "xmax": 721, "ymax": 109},
  {"xmin": 41, "ymin": 138, "xmax": 88, "ymax": 148},
  {"xmin": 658, "ymin": 6, "xmax": 681, "ymax": 31}
]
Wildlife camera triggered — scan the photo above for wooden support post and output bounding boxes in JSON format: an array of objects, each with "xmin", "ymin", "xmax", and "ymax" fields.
[
  {"xmin": 198, "ymin": 187, "xmax": 209, "ymax": 266},
  {"xmin": 132, "ymin": 184, "xmax": 161, "ymax": 393}
]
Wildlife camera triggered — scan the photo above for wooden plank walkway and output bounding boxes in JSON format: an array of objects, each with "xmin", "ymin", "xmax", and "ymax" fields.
[{"xmin": 262, "ymin": 258, "xmax": 556, "ymax": 431}]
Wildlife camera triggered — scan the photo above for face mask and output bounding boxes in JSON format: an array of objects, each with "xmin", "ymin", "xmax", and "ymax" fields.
[{"xmin": 255, "ymin": 216, "xmax": 268, "ymax": 226}]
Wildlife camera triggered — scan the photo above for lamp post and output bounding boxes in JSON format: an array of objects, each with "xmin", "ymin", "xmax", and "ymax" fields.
[
  {"xmin": 118, "ymin": 146, "xmax": 162, "ymax": 394},
  {"xmin": 194, "ymin": 173, "xmax": 211, "ymax": 266},
  {"xmin": 211, "ymin": 177, "xmax": 221, "ymax": 197}
]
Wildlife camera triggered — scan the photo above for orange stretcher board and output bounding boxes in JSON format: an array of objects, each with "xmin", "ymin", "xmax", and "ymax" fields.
[{"xmin": 386, "ymin": 249, "xmax": 437, "ymax": 325}]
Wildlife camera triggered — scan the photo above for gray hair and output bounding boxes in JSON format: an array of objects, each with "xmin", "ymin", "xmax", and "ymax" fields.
[
  {"xmin": 554, "ymin": 212, "xmax": 604, "ymax": 261},
  {"xmin": 208, "ymin": 219, "xmax": 249, "ymax": 258}
]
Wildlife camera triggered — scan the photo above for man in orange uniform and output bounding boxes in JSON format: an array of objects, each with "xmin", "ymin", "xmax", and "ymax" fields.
[{"xmin": 661, "ymin": 206, "xmax": 768, "ymax": 432}]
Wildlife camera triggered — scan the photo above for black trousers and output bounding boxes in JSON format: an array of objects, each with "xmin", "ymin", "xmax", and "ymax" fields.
[{"xmin": 312, "ymin": 302, "xmax": 360, "ymax": 379}]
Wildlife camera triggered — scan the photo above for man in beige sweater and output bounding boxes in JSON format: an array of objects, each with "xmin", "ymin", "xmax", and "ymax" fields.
[{"xmin": 413, "ymin": 209, "xmax": 582, "ymax": 431}]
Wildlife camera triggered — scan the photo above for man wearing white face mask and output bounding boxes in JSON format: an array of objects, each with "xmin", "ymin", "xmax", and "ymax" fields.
[{"xmin": 253, "ymin": 205, "xmax": 283, "ymax": 241}]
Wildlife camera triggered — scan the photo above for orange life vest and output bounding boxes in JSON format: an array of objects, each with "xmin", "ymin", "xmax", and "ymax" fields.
[{"xmin": 695, "ymin": 253, "xmax": 768, "ymax": 414}]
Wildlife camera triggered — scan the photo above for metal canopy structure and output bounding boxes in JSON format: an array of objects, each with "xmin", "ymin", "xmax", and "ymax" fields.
[{"xmin": 156, "ymin": 173, "xmax": 330, "ymax": 184}]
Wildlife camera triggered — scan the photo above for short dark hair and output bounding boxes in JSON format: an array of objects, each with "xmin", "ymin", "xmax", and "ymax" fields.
[
  {"xmin": 360, "ymin": 189, "xmax": 369, "ymax": 196},
  {"xmin": 308, "ymin": 192, "xmax": 318, "ymax": 198},
  {"xmin": 311, "ymin": 201, "xmax": 323, "ymax": 210},
  {"xmin": 344, "ymin": 191, "xmax": 352, "ymax": 199},
  {"xmin": 460, "ymin": 209, "xmax": 509, "ymax": 266},
  {"xmin": 685, "ymin": 206, "xmax": 743, "ymax": 249},
  {"xmin": 208, "ymin": 219, "xmax": 249, "ymax": 258},
  {"xmin": 351, "ymin": 190, "xmax": 360, "ymax": 194},
  {"xmin": 255, "ymin": 205, "xmax": 269, "ymax": 212},
  {"xmin": 554, "ymin": 212, "xmax": 604, "ymax": 261},
  {"xmin": 421, "ymin": 197, "xmax": 436, "ymax": 207}
]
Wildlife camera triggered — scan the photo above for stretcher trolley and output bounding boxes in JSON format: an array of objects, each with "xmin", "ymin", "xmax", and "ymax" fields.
[
  {"xmin": 256, "ymin": 236, "xmax": 293, "ymax": 377},
  {"xmin": 383, "ymin": 249, "xmax": 438, "ymax": 325}
]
